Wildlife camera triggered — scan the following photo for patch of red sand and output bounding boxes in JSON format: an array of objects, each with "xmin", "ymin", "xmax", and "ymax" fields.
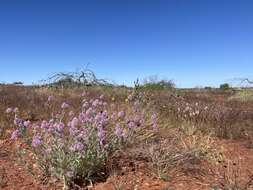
[{"xmin": 1, "ymin": 138, "xmax": 253, "ymax": 190}]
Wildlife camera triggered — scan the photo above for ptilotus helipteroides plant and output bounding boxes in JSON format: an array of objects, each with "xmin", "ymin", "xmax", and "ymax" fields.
[{"xmin": 6, "ymin": 91, "xmax": 157, "ymax": 189}]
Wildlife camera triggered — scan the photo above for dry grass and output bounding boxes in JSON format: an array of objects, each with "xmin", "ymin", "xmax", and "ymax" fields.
[
  {"xmin": 218, "ymin": 159, "xmax": 253, "ymax": 190},
  {"xmin": 1, "ymin": 84, "xmax": 253, "ymax": 189},
  {"xmin": 2, "ymin": 85, "xmax": 253, "ymax": 141},
  {"xmin": 140, "ymin": 88, "xmax": 253, "ymax": 141}
]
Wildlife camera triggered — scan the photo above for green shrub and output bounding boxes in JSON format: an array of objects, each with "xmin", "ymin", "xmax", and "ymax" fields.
[
  {"xmin": 229, "ymin": 89, "xmax": 253, "ymax": 102},
  {"xmin": 142, "ymin": 77, "xmax": 175, "ymax": 90},
  {"xmin": 220, "ymin": 83, "xmax": 230, "ymax": 90},
  {"xmin": 204, "ymin": 86, "xmax": 212, "ymax": 90}
]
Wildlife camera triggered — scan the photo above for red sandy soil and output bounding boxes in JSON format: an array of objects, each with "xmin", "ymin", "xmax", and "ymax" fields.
[{"xmin": 1, "ymin": 137, "xmax": 253, "ymax": 190}]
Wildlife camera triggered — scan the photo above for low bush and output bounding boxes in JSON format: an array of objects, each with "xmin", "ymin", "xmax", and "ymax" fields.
[
  {"xmin": 229, "ymin": 89, "xmax": 253, "ymax": 102},
  {"xmin": 220, "ymin": 83, "xmax": 230, "ymax": 90},
  {"xmin": 6, "ymin": 92, "xmax": 155, "ymax": 189}
]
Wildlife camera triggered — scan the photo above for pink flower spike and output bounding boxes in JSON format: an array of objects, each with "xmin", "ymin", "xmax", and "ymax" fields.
[
  {"xmin": 99, "ymin": 94, "xmax": 105, "ymax": 100},
  {"xmin": 47, "ymin": 95, "xmax": 54, "ymax": 102},
  {"xmin": 24, "ymin": 120, "xmax": 31, "ymax": 127},
  {"xmin": 81, "ymin": 91, "xmax": 86, "ymax": 97},
  {"xmin": 32, "ymin": 134, "xmax": 41, "ymax": 147},
  {"xmin": 6, "ymin": 107, "xmax": 13, "ymax": 113},
  {"xmin": 11, "ymin": 129, "xmax": 20, "ymax": 140},
  {"xmin": 128, "ymin": 94, "xmax": 133, "ymax": 101},
  {"xmin": 56, "ymin": 122, "xmax": 65, "ymax": 131},
  {"xmin": 13, "ymin": 107, "xmax": 19, "ymax": 113},
  {"xmin": 61, "ymin": 102, "xmax": 70, "ymax": 109},
  {"xmin": 68, "ymin": 111, "xmax": 74, "ymax": 117},
  {"xmin": 118, "ymin": 111, "xmax": 125, "ymax": 119},
  {"xmin": 70, "ymin": 117, "xmax": 79, "ymax": 128}
]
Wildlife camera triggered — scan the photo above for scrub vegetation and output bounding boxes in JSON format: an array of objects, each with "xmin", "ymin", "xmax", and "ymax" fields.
[{"xmin": 0, "ymin": 71, "xmax": 253, "ymax": 189}]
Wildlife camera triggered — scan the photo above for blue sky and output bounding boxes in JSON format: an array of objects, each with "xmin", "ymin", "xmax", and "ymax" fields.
[{"xmin": 0, "ymin": 0, "xmax": 252, "ymax": 87}]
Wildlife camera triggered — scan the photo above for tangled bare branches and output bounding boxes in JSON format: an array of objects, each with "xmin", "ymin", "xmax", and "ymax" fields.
[
  {"xmin": 40, "ymin": 68, "xmax": 113, "ymax": 88},
  {"xmin": 241, "ymin": 78, "xmax": 253, "ymax": 84}
]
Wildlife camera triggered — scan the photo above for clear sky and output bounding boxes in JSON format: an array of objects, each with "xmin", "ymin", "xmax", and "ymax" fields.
[{"xmin": 0, "ymin": 0, "xmax": 252, "ymax": 87}]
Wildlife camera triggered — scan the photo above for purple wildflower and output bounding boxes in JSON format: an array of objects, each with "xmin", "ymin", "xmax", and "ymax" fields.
[
  {"xmin": 70, "ymin": 142, "xmax": 84, "ymax": 152},
  {"xmin": 81, "ymin": 91, "xmax": 86, "ymax": 97},
  {"xmin": 61, "ymin": 102, "xmax": 70, "ymax": 109},
  {"xmin": 85, "ymin": 107, "xmax": 93, "ymax": 116},
  {"xmin": 151, "ymin": 113, "xmax": 158, "ymax": 129},
  {"xmin": 24, "ymin": 120, "xmax": 31, "ymax": 127},
  {"xmin": 133, "ymin": 116, "xmax": 143, "ymax": 127},
  {"xmin": 118, "ymin": 111, "xmax": 125, "ymax": 119},
  {"xmin": 6, "ymin": 107, "xmax": 13, "ymax": 113},
  {"xmin": 69, "ymin": 126, "xmax": 78, "ymax": 136},
  {"xmin": 102, "ymin": 111, "xmax": 108, "ymax": 119},
  {"xmin": 127, "ymin": 94, "xmax": 133, "ymax": 101},
  {"xmin": 40, "ymin": 120, "xmax": 48, "ymax": 129},
  {"xmin": 98, "ymin": 101, "xmax": 103, "ymax": 106},
  {"xmin": 95, "ymin": 111, "xmax": 108, "ymax": 127},
  {"xmin": 99, "ymin": 94, "xmax": 105, "ymax": 100},
  {"xmin": 92, "ymin": 99, "xmax": 99, "ymax": 107},
  {"xmin": 11, "ymin": 129, "xmax": 20, "ymax": 140},
  {"xmin": 97, "ymin": 126, "xmax": 106, "ymax": 145},
  {"xmin": 82, "ymin": 101, "xmax": 89, "ymax": 109},
  {"xmin": 78, "ymin": 112, "xmax": 86, "ymax": 123},
  {"xmin": 111, "ymin": 112, "xmax": 117, "ymax": 121},
  {"xmin": 32, "ymin": 134, "xmax": 42, "ymax": 147},
  {"xmin": 14, "ymin": 118, "xmax": 24, "ymax": 127},
  {"xmin": 68, "ymin": 111, "xmax": 74, "ymax": 117},
  {"xmin": 76, "ymin": 129, "xmax": 87, "ymax": 140},
  {"xmin": 70, "ymin": 117, "xmax": 79, "ymax": 128},
  {"xmin": 47, "ymin": 95, "xmax": 54, "ymax": 102},
  {"xmin": 122, "ymin": 130, "xmax": 128, "ymax": 139},
  {"xmin": 56, "ymin": 122, "xmax": 65, "ymax": 131},
  {"xmin": 55, "ymin": 113, "xmax": 61, "ymax": 119},
  {"xmin": 115, "ymin": 123, "xmax": 123, "ymax": 138},
  {"xmin": 13, "ymin": 107, "xmax": 19, "ymax": 113},
  {"xmin": 127, "ymin": 121, "xmax": 136, "ymax": 129}
]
